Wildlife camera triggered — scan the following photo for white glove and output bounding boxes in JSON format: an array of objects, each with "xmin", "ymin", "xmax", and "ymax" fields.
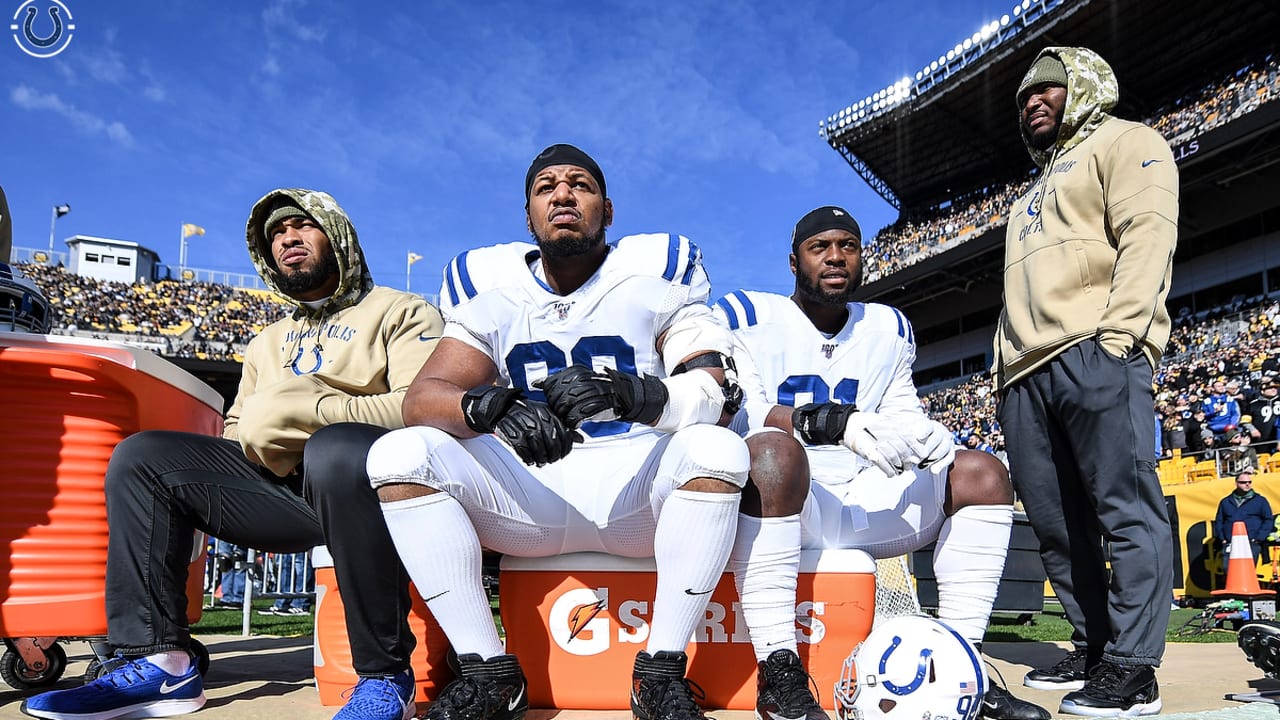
[
  {"xmin": 911, "ymin": 417, "xmax": 957, "ymax": 471},
  {"xmin": 841, "ymin": 412, "xmax": 922, "ymax": 476}
]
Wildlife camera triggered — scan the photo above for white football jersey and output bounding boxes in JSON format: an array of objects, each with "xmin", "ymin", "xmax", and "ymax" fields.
[
  {"xmin": 439, "ymin": 233, "xmax": 715, "ymax": 446},
  {"xmin": 714, "ymin": 290, "xmax": 925, "ymax": 482}
]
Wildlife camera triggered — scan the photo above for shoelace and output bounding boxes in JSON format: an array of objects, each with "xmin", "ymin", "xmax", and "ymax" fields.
[
  {"xmin": 338, "ymin": 675, "xmax": 407, "ymax": 713},
  {"xmin": 637, "ymin": 676, "xmax": 707, "ymax": 720},
  {"xmin": 1047, "ymin": 649, "xmax": 1087, "ymax": 676},
  {"xmin": 428, "ymin": 677, "xmax": 498, "ymax": 720},
  {"xmin": 102, "ymin": 659, "xmax": 151, "ymax": 689},
  {"xmin": 1085, "ymin": 663, "xmax": 1128, "ymax": 694},
  {"xmin": 769, "ymin": 662, "xmax": 822, "ymax": 712}
]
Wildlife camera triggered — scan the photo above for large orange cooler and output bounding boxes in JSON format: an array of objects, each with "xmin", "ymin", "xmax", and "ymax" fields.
[
  {"xmin": 499, "ymin": 548, "xmax": 876, "ymax": 710},
  {"xmin": 0, "ymin": 332, "xmax": 223, "ymax": 639},
  {"xmin": 311, "ymin": 545, "xmax": 455, "ymax": 705}
]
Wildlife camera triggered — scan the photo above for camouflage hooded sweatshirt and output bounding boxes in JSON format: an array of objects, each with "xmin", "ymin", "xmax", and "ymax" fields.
[
  {"xmin": 223, "ymin": 188, "xmax": 443, "ymax": 476},
  {"xmin": 993, "ymin": 46, "xmax": 1179, "ymax": 390}
]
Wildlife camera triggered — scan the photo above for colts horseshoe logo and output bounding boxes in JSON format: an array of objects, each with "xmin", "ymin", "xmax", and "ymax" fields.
[
  {"xmin": 10, "ymin": 0, "xmax": 75, "ymax": 58},
  {"xmin": 879, "ymin": 634, "xmax": 933, "ymax": 696},
  {"xmin": 290, "ymin": 345, "xmax": 324, "ymax": 375}
]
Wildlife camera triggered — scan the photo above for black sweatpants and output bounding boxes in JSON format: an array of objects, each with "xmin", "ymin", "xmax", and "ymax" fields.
[
  {"xmin": 999, "ymin": 339, "xmax": 1173, "ymax": 667},
  {"xmin": 104, "ymin": 422, "xmax": 416, "ymax": 676}
]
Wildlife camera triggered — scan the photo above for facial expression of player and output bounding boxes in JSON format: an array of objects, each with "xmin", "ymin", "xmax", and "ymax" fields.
[
  {"xmin": 270, "ymin": 216, "xmax": 341, "ymax": 301},
  {"xmin": 1021, "ymin": 83, "xmax": 1067, "ymax": 151},
  {"xmin": 527, "ymin": 165, "xmax": 613, "ymax": 258},
  {"xmin": 791, "ymin": 229, "xmax": 863, "ymax": 305}
]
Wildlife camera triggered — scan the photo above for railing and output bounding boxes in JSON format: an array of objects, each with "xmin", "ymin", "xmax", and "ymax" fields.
[{"xmin": 203, "ymin": 543, "xmax": 316, "ymax": 636}]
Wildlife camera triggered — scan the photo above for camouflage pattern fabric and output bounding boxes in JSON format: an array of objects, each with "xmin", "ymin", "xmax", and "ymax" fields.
[
  {"xmin": 245, "ymin": 188, "xmax": 375, "ymax": 318},
  {"xmin": 1018, "ymin": 46, "xmax": 1120, "ymax": 169}
]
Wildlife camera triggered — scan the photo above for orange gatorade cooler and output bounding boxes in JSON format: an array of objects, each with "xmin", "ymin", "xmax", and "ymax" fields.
[
  {"xmin": 0, "ymin": 332, "xmax": 222, "ymax": 638},
  {"xmin": 312, "ymin": 546, "xmax": 455, "ymax": 705},
  {"xmin": 499, "ymin": 548, "xmax": 876, "ymax": 710}
]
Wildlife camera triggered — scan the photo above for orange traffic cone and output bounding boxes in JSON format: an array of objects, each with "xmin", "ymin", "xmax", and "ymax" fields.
[{"xmin": 1215, "ymin": 520, "xmax": 1266, "ymax": 595}]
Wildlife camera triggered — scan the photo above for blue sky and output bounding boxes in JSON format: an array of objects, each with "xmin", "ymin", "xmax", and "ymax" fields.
[{"xmin": 4, "ymin": 0, "xmax": 1020, "ymax": 298}]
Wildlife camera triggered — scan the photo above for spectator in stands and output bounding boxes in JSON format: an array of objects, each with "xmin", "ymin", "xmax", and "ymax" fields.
[
  {"xmin": 1249, "ymin": 375, "xmax": 1280, "ymax": 444},
  {"xmin": 1206, "ymin": 378, "xmax": 1241, "ymax": 440},
  {"xmin": 22, "ymin": 188, "xmax": 444, "ymax": 720},
  {"xmin": 212, "ymin": 540, "xmax": 248, "ymax": 609},
  {"xmin": 1214, "ymin": 470, "xmax": 1273, "ymax": 563},
  {"xmin": 1221, "ymin": 430, "xmax": 1260, "ymax": 477},
  {"xmin": 994, "ymin": 48, "xmax": 1176, "ymax": 717},
  {"xmin": 259, "ymin": 551, "xmax": 313, "ymax": 616}
]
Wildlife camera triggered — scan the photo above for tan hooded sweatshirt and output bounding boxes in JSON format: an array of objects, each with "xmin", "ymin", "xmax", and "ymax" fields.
[
  {"xmin": 223, "ymin": 188, "xmax": 443, "ymax": 476},
  {"xmin": 993, "ymin": 47, "xmax": 1179, "ymax": 390}
]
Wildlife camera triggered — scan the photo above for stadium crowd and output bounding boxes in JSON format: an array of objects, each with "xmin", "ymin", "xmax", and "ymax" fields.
[
  {"xmin": 863, "ymin": 52, "xmax": 1280, "ymax": 283},
  {"xmin": 923, "ymin": 295, "xmax": 1280, "ymax": 473},
  {"xmin": 18, "ymin": 262, "xmax": 288, "ymax": 361}
]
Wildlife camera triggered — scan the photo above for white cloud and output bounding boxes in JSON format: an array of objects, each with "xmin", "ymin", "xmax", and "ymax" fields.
[
  {"xmin": 143, "ymin": 86, "xmax": 166, "ymax": 102},
  {"xmin": 263, "ymin": 0, "xmax": 328, "ymax": 43},
  {"xmin": 10, "ymin": 85, "xmax": 135, "ymax": 147}
]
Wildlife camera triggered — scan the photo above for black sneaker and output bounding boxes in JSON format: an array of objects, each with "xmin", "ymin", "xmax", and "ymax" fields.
[
  {"xmin": 1023, "ymin": 647, "xmax": 1090, "ymax": 691},
  {"xmin": 1059, "ymin": 662, "xmax": 1160, "ymax": 717},
  {"xmin": 980, "ymin": 680, "xmax": 1050, "ymax": 720},
  {"xmin": 754, "ymin": 649, "xmax": 826, "ymax": 720},
  {"xmin": 1239, "ymin": 621, "xmax": 1280, "ymax": 677},
  {"xmin": 424, "ymin": 653, "xmax": 527, "ymax": 720},
  {"xmin": 631, "ymin": 650, "xmax": 708, "ymax": 720}
]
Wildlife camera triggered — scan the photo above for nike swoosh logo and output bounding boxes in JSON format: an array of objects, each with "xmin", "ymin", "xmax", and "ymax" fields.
[
  {"xmin": 1141, "ymin": 159, "xmax": 1161, "ymax": 167},
  {"xmin": 423, "ymin": 590, "xmax": 449, "ymax": 602},
  {"xmin": 160, "ymin": 676, "xmax": 198, "ymax": 695},
  {"xmin": 684, "ymin": 588, "xmax": 714, "ymax": 596},
  {"xmin": 766, "ymin": 712, "xmax": 806, "ymax": 720},
  {"xmin": 419, "ymin": 334, "xmax": 441, "ymax": 342},
  {"xmin": 508, "ymin": 685, "xmax": 526, "ymax": 711}
]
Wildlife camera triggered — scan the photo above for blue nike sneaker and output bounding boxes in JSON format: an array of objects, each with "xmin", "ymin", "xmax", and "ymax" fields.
[
  {"xmin": 21, "ymin": 655, "xmax": 205, "ymax": 719},
  {"xmin": 333, "ymin": 668, "xmax": 416, "ymax": 720}
]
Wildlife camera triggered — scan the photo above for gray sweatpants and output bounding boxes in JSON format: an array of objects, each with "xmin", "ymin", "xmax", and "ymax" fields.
[{"xmin": 999, "ymin": 338, "xmax": 1173, "ymax": 667}]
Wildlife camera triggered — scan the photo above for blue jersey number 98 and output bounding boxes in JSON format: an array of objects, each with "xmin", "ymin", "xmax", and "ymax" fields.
[{"xmin": 505, "ymin": 335, "xmax": 638, "ymax": 437}]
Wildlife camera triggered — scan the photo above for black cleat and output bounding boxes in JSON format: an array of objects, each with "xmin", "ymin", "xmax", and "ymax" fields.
[
  {"xmin": 425, "ymin": 653, "xmax": 528, "ymax": 720},
  {"xmin": 1023, "ymin": 647, "xmax": 1090, "ymax": 691},
  {"xmin": 980, "ymin": 680, "xmax": 1050, "ymax": 720},
  {"xmin": 630, "ymin": 650, "xmax": 709, "ymax": 720},
  {"xmin": 1059, "ymin": 662, "xmax": 1160, "ymax": 717},
  {"xmin": 1239, "ymin": 621, "xmax": 1280, "ymax": 678},
  {"xmin": 754, "ymin": 649, "xmax": 827, "ymax": 720}
]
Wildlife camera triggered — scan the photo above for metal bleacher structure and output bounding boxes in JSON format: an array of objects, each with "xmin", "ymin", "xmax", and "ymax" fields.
[{"xmin": 826, "ymin": 0, "xmax": 1280, "ymax": 408}]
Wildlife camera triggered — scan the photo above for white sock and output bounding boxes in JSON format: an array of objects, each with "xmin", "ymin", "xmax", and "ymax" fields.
[
  {"xmin": 381, "ymin": 493, "xmax": 504, "ymax": 659},
  {"xmin": 730, "ymin": 513, "xmax": 802, "ymax": 661},
  {"xmin": 932, "ymin": 503, "xmax": 1013, "ymax": 644},
  {"xmin": 648, "ymin": 489, "xmax": 740, "ymax": 654},
  {"xmin": 146, "ymin": 650, "xmax": 191, "ymax": 676}
]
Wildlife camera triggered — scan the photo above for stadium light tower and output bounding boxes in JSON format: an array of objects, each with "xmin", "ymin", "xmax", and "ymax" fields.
[{"xmin": 48, "ymin": 203, "xmax": 70, "ymax": 257}]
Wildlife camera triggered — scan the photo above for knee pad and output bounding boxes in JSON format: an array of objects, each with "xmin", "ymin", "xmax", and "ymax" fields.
[
  {"xmin": 366, "ymin": 426, "xmax": 454, "ymax": 491},
  {"xmin": 670, "ymin": 424, "xmax": 750, "ymax": 489}
]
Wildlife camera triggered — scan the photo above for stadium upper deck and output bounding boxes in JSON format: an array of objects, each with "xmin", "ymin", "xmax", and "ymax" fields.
[
  {"xmin": 823, "ymin": 0, "xmax": 1280, "ymax": 384},
  {"xmin": 821, "ymin": 0, "xmax": 1280, "ymax": 213}
]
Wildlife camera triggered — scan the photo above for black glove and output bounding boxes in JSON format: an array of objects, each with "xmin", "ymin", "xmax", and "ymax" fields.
[
  {"xmin": 604, "ymin": 367, "xmax": 667, "ymax": 425},
  {"xmin": 792, "ymin": 402, "xmax": 859, "ymax": 445},
  {"xmin": 461, "ymin": 385, "xmax": 579, "ymax": 466},
  {"xmin": 535, "ymin": 365, "xmax": 617, "ymax": 426}
]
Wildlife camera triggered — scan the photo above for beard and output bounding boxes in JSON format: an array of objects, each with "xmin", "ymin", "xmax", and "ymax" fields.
[
  {"xmin": 277, "ymin": 250, "xmax": 340, "ymax": 295},
  {"xmin": 795, "ymin": 265, "xmax": 862, "ymax": 306},
  {"xmin": 532, "ymin": 224, "xmax": 606, "ymax": 259}
]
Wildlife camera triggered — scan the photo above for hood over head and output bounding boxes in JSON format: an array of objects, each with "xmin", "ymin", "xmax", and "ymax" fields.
[
  {"xmin": 1018, "ymin": 46, "xmax": 1119, "ymax": 168},
  {"xmin": 245, "ymin": 188, "xmax": 374, "ymax": 317}
]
